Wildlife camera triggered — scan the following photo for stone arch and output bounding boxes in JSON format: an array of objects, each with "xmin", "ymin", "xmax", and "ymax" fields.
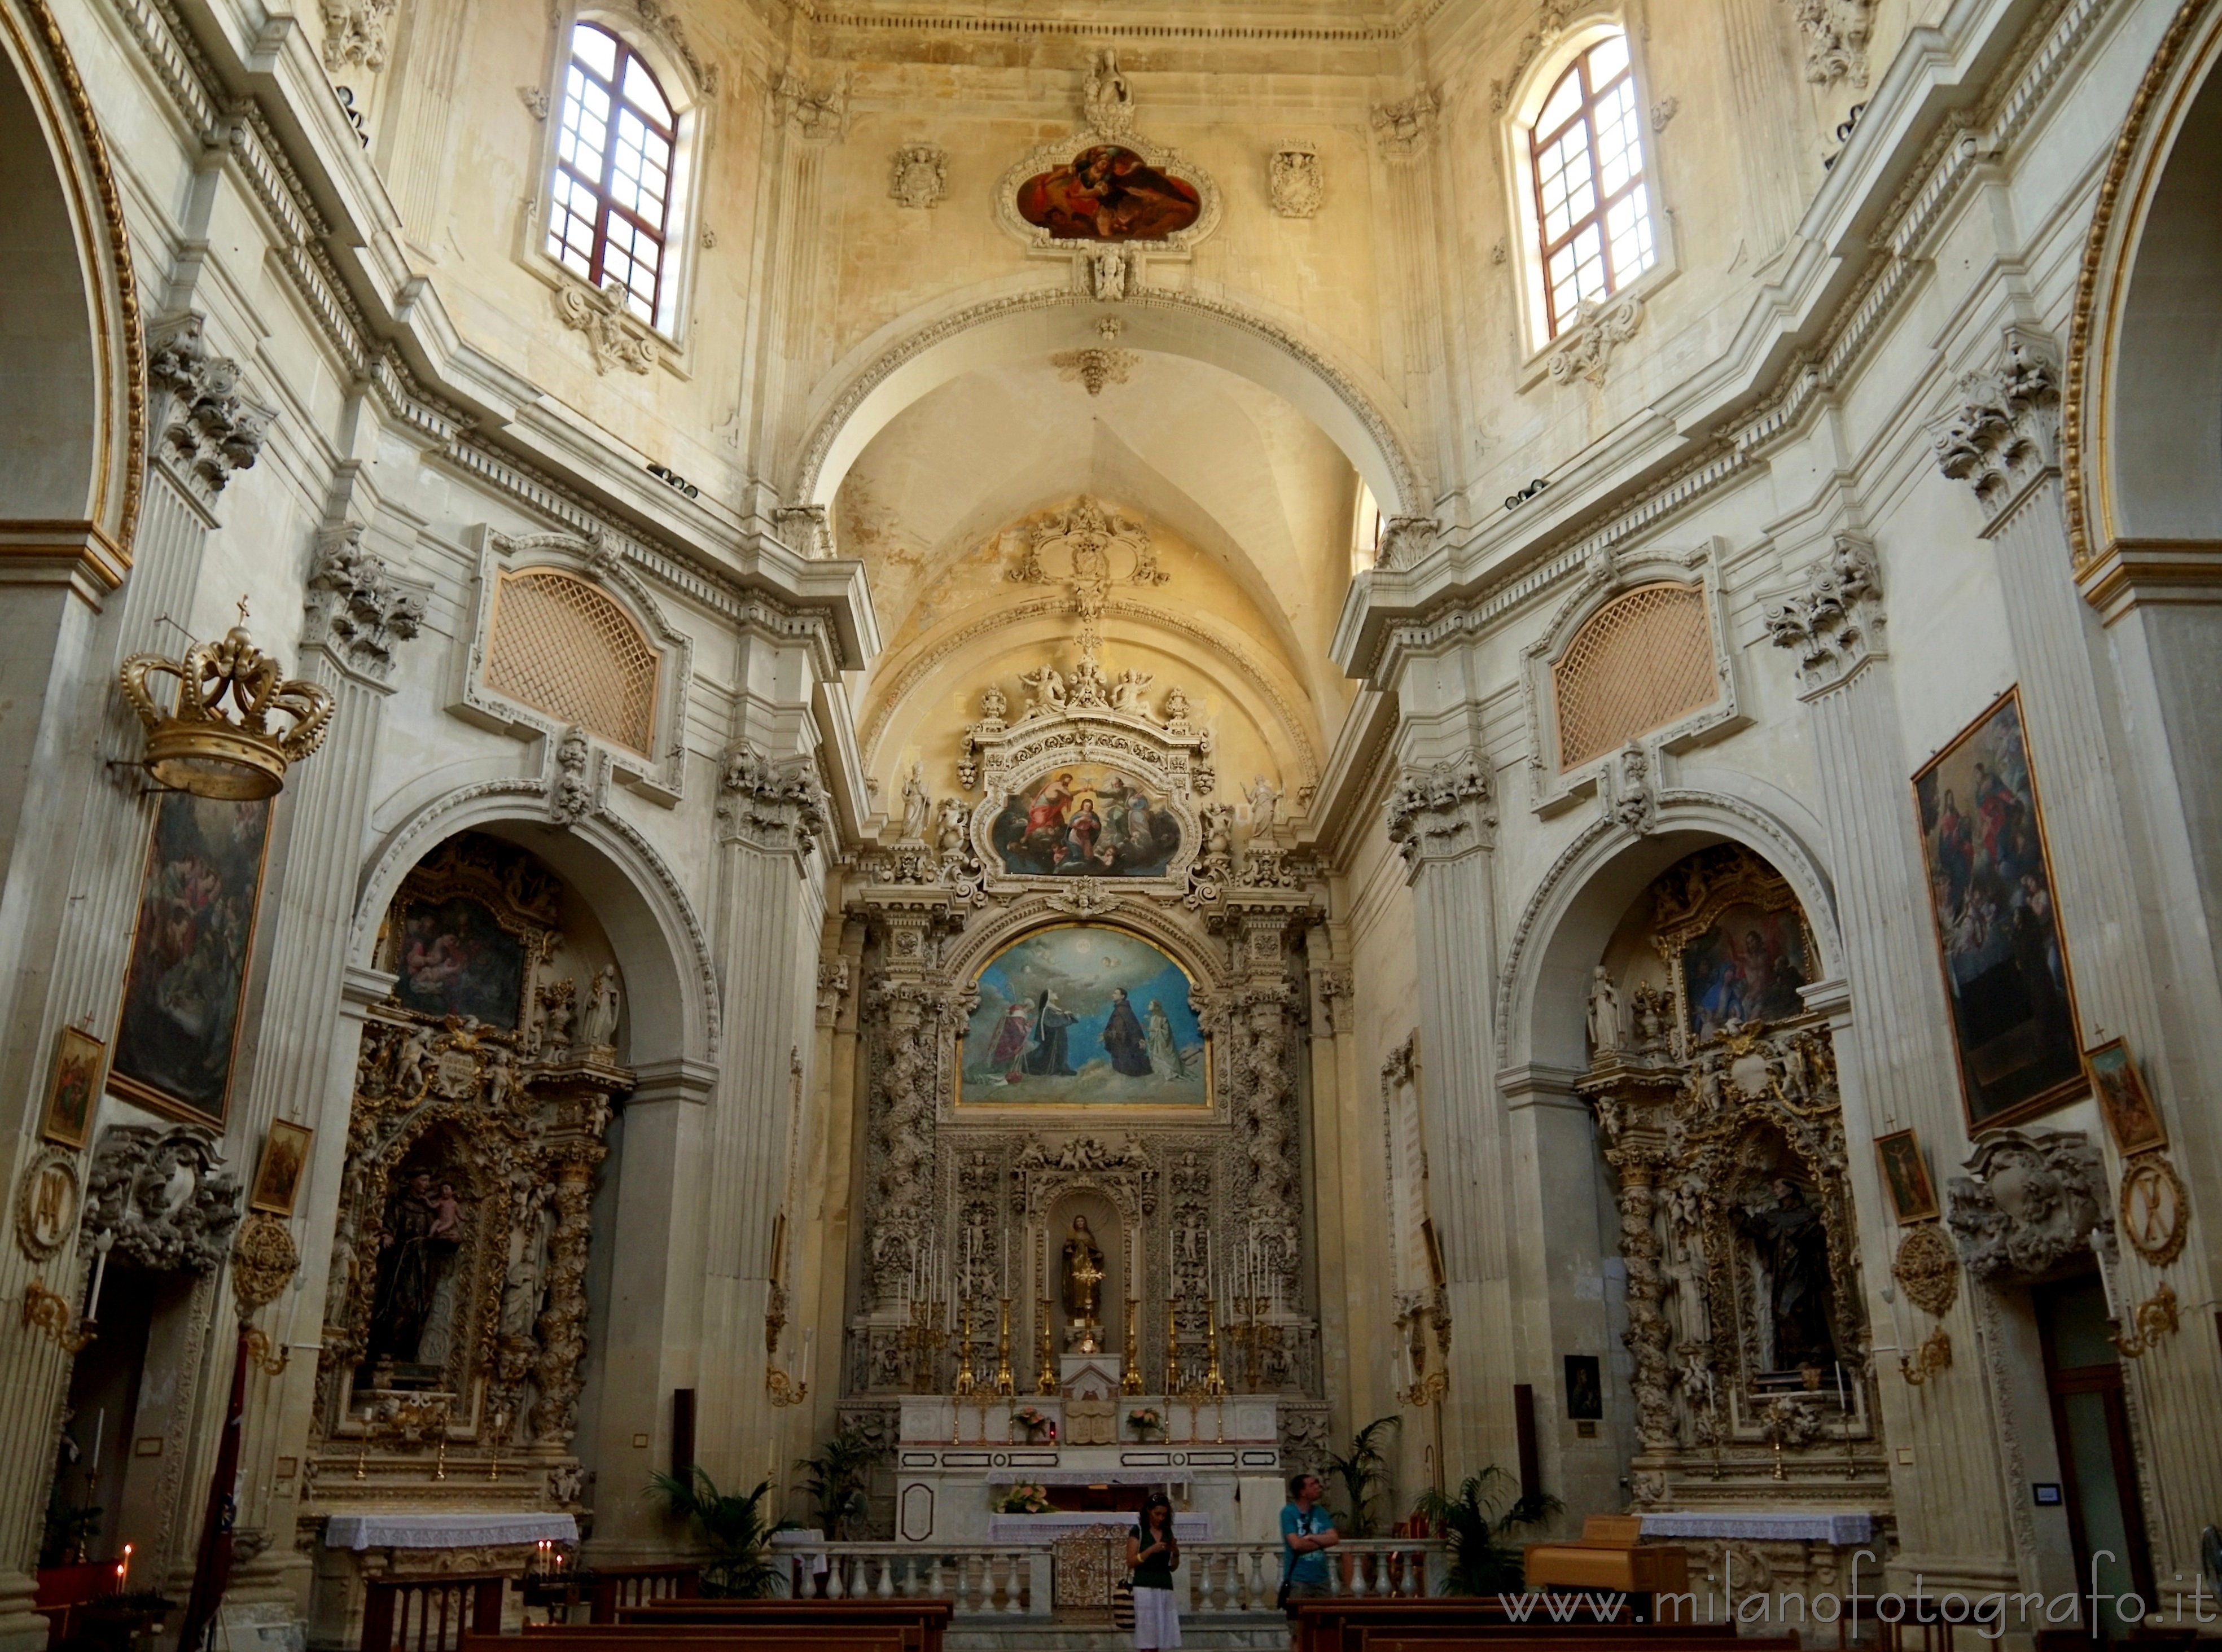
[
  {"xmin": 2066, "ymin": 0, "xmax": 2222, "ymax": 560},
  {"xmin": 787, "ymin": 283, "xmax": 1430, "ymax": 518},
  {"xmin": 1495, "ymin": 789, "xmax": 1841, "ymax": 1073},
  {"xmin": 0, "ymin": 0, "xmax": 145, "ymax": 579},
  {"xmin": 352, "ymin": 784, "xmax": 718, "ymax": 1065}
]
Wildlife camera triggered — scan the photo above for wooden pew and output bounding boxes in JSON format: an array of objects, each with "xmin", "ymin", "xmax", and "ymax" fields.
[
  {"xmin": 1292, "ymin": 1600, "xmax": 1791, "ymax": 1652},
  {"xmin": 496, "ymin": 1600, "xmax": 952, "ymax": 1652}
]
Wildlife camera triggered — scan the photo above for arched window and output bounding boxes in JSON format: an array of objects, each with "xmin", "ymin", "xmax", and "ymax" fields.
[
  {"xmin": 546, "ymin": 22, "xmax": 677, "ymax": 326},
  {"xmin": 1527, "ymin": 32, "xmax": 1655, "ymax": 341}
]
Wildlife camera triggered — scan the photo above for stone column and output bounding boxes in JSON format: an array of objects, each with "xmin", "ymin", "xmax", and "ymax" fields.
[
  {"xmin": 697, "ymin": 740, "xmax": 828, "ymax": 1488},
  {"xmin": 1304, "ymin": 941, "xmax": 1361, "ymax": 1438},
  {"xmin": 797, "ymin": 934, "xmax": 860, "ymax": 1448},
  {"xmin": 1383, "ymin": 749, "xmax": 1508, "ymax": 1476},
  {"xmin": 219, "ymin": 522, "xmax": 424, "ymax": 1616},
  {"xmin": 1936, "ymin": 332, "xmax": 2222, "ymax": 1572},
  {"xmin": 0, "ymin": 315, "xmax": 271, "ymax": 1649},
  {"xmin": 1764, "ymin": 531, "xmax": 2017, "ymax": 1586}
]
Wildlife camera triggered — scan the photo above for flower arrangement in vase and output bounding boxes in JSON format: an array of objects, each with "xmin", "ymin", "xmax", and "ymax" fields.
[
  {"xmin": 1011, "ymin": 1405, "xmax": 1054, "ymax": 1442},
  {"xmin": 994, "ymin": 1483, "xmax": 1055, "ymax": 1514},
  {"xmin": 1126, "ymin": 1407, "xmax": 1164, "ymax": 1440}
]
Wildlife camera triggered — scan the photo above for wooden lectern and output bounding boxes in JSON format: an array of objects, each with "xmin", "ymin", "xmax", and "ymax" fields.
[{"xmin": 1522, "ymin": 1514, "xmax": 1690, "ymax": 1595}]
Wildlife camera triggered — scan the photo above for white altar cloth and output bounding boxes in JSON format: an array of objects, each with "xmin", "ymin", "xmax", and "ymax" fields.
[
  {"xmin": 324, "ymin": 1511, "xmax": 580, "ymax": 1550},
  {"xmin": 1640, "ymin": 1511, "xmax": 1873, "ymax": 1544},
  {"xmin": 988, "ymin": 1511, "xmax": 1211, "ymax": 1543}
]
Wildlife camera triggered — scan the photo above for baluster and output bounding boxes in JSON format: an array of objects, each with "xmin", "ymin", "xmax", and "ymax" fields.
[
  {"xmin": 1250, "ymin": 1545, "xmax": 1269, "ymax": 1611},
  {"xmin": 927, "ymin": 1554, "xmax": 944, "ymax": 1599},
  {"xmin": 826, "ymin": 1554, "xmax": 847, "ymax": 1600},
  {"xmin": 994, "ymin": 1552, "xmax": 1014, "ymax": 1614},
  {"xmin": 878, "ymin": 1554, "xmax": 897, "ymax": 1598},
  {"xmin": 954, "ymin": 1552, "xmax": 973, "ymax": 1613},
  {"xmin": 1404, "ymin": 1543, "xmax": 1423, "ymax": 1597},
  {"xmin": 1358, "ymin": 1549, "xmax": 1378, "ymax": 1597}
]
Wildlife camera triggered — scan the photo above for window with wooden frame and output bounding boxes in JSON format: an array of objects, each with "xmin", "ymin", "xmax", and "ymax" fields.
[
  {"xmin": 546, "ymin": 22, "xmax": 677, "ymax": 327},
  {"xmin": 1527, "ymin": 32, "xmax": 1656, "ymax": 341}
]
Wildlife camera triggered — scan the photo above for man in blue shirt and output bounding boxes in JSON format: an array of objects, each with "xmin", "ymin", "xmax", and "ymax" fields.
[{"xmin": 1280, "ymin": 1471, "xmax": 1340, "ymax": 1626}]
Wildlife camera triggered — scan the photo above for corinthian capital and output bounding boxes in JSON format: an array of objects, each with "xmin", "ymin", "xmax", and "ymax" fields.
[
  {"xmin": 305, "ymin": 523, "xmax": 426, "ymax": 683},
  {"xmin": 1385, "ymin": 748, "xmax": 1495, "ymax": 871},
  {"xmin": 1934, "ymin": 336, "xmax": 2059, "ymax": 519},
  {"xmin": 717, "ymin": 743, "xmax": 829, "ymax": 854},
  {"xmin": 1763, "ymin": 532, "xmax": 1884, "ymax": 696},
  {"xmin": 148, "ymin": 314, "xmax": 275, "ymax": 506}
]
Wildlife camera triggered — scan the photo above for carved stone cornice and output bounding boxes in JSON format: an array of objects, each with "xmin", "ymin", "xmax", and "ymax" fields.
[
  {"xmin": 304, "ymin": 522, "xmax": 426, "ymax": 685},
  {"xmin": 773, "ymin": 503, "xmax": 833, "ymax": 561},
  {"xmin": 80, "ymin": 1125, "xmax": 242, "ymax": 1273},
  {"xmin": 1385, "ymin": 750, "xmax": 1495, "ymax": 873},
  {"xmin": 717, "ymin": 743, "xmax": 829, "ymax": 856},
  {"xmin": 147, "ymin": 314, "xmax": 274, "ymax": 507},
  {"xmin": 1763, "ymin": 532, "xmax": 1884, "ymax": 697},
  {"xmin": 321, "ymin": 0, "xmax": 397, "ymax": 71},
  {"xmin": 1934, "ymin": 335, "xmax": 2059, "ymax": 524},
  {"xmin": 1945, "ymin": 1128, "xmax": 2108, "ymax": 1283}
]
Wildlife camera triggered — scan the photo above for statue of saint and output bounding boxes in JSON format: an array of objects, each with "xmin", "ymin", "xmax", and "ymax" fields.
[
  {"xmin": 1738, "ymin": 1177, "xmax": 1836, "ymax": 1372},
  {"xmin": 1587, "ymin": 966, "xmax": 1622, "ymax": 1056},
  {"xmin": 1060, "ymin": 1214, "xmax": 1106, "ymax": 1327}
]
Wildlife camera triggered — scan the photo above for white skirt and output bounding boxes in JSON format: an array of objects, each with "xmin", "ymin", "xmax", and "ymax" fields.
[{"xmin": 1132, "ymin": 1584, "xmax": 1182, "ymax": 1649}]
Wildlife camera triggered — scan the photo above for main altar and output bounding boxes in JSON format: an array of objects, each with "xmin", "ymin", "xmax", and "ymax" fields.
[{"xmin": 838, "ymin": 591, "xmax": 1336, "ymax": 1548}]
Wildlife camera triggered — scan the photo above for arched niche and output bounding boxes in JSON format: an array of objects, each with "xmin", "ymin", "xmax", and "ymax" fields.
[
  {"xmin": 352, "ymin": 788, "xmax": 717, "ymax": 1067},
  {"xmin": 2070, "ymin": 7, "xmax": 2222, "ymax": 553},
  {"xmin": 1498, "ymin": 796, "xmax": 1841, "ymax": 1075},
  {"xmin": 788, "ymin": 286, "xmax": 1428, "ymax": 518},
  {"xmin": 0, "ymin": 6, "xmax": 143, "ymax": 579}
]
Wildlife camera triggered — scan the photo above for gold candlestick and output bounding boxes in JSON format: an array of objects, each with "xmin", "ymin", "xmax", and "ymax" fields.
[
  {"xmin": 1121, "ymin": 1299, "xmax": 1143, "ymax": 1394},
  {"xmin": 1036, "ymin": 1298, "xmax": 1059, "ymax": 1396},
  {"xmin": 953, "ymin": 1298, "xmax": 979, "ymax": 1397},
  {"xmin": 1164, "ymin": 1297, "xmax": 1184, "ymax": 1395},
  {"xmin": 993, "ymin": 1297, "xmax": 1017, "ymax": 1397},
  {"xmin": 1203, "ymin": 1297, "xmax": 1228, "ymax": 1399}
]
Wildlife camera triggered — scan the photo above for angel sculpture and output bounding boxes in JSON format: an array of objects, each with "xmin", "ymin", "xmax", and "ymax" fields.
[{"xmin": 1020, "ymin": 663, "xmax": 1067, "ymax": 716}]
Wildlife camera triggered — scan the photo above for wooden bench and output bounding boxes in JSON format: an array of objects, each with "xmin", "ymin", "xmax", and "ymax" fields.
[
  {"xmin": 496, "ymin": 1600, "xmax": 950, "ymax": 1652},
  {"xmin": 1292, "ymin": 1600, "xmax": 1794, "ymax": 1652}
]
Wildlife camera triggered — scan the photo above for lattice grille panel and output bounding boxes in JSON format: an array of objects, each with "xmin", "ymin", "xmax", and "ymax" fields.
[
  {"xmin": 1552, "ymin": 581, "xmax": 1715, "ymax": 769},
  {"xmin": 485, "ymin": 569, "xmax": 659, "ymax": 754}
]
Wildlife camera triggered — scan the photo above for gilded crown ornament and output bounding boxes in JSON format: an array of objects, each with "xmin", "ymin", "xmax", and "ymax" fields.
[{"xmin": 119, "ymin": 604, "xmax": 334, "ymax": 799}]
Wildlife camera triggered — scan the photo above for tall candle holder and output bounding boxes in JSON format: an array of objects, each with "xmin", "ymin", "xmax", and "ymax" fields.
[
  {"xmin": 910, "ymin": 1297, "xmax": 946, "ymax": 1395},
  {"xmin": 1035, "ymin": 1298, "xmax": 1058, "ymax": 1396},
  {"xmin": 1121, "ymin": 1299, "xmax": 1144, "ymax": 1394},
  {"xmin": 1202, "ymin": 1298, "xmax": 1228, "ymax": 1400},
  {"xmin": 992, "ymin": 1297, "xmax": 1017, "ymax": 1397},
  {"xmin": 1164, "ymin": 1297, "xmax": 1184, "ymax": 1396},
  {"xmin": 952, "ymin": 1298, "xmax": 979, "ymax": 1397}
]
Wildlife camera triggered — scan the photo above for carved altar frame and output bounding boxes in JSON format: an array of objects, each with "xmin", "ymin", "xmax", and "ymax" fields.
[{"xmin": 1648, "ymin": 849, "xmax": 1818, "ymax": 1061}]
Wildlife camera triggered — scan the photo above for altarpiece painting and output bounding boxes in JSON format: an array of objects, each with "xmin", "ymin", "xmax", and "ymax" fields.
[
  {"xmin": 989, "ymin": 765, "xmax": 1182, "ymax": 878},
  {"xmin": 1913, "ymin": 689, "xmax": 2081, "ymax": 1128},
  {"xmin": 961, "ymin": 925, "xmax": 1206, "ymax": 1108},
  {"xmin": 109, "ymin": 792, "xmax": 273, "ymax": 1125}
]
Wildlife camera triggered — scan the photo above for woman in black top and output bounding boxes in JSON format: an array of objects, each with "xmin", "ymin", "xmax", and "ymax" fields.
[{"xmin": 1126, "ymin": 1491, "xmax": 1182, "ymax": 1649}]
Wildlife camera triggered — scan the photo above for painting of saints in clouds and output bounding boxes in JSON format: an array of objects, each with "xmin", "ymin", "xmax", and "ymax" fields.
[{"xmin": 961, "ymin": 926, "xmax": 1207, "ymax": 1107}]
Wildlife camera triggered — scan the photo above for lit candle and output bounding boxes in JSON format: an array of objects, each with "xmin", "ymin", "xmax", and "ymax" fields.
[{"xmin": 1834, "ymin": 1361, "xmax": 1847, "ymax": 1413}]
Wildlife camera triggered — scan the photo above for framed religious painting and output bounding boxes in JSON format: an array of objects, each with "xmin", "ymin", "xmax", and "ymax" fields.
[
  {"xmin": 249, "ymin": 1119, "xmax": 315, "ymax": 1216},
  {"xmin": 987, "ymin": 764, "xmax": 1184, "ymax": 879},
  {"xmin": 109, "ymin": 791, "xmax": 275, "ymax": 1127},
  {"xmin": 1873, "ymin": 1128, "xmax": 1940, "ymax": 1225},
  {"xmin": 378, "ymin": 834, "xmax": 560, "ymax": 1033},
  {"xmin": 1912, "ymin": 689, "xmax": 2084, "ymax": 1130},
  {"xmin": 1650, "ymin": 844, "xmax": 1816, "ymax": 1046},
  {"xmin": 959, "ymin": 924, "xmax": 1208, "ymax": 1109},
  {"xmin": 39, "ymin": 1026, "xmax": 104, "ymax": 1149},
  {"xmin": 2084, "ymin": 1037, "xmax": 2166, "ymax": 1158}
]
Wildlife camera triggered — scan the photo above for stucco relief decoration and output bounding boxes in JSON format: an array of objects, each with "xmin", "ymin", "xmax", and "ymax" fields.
[
  {"xmin": 1548, "ymin": 295, "xmax": 1645, "ymax": 388},
  {"xmin": 1370, "ymin": 89, "xmax": 1439, "ymax": 160},
  {"xmin": 1384, "ymin": 751, "xmax": 1494, "ymax": 872},
  {"xmin": 998, "ymin": 57, "xmax": 1223, "ymax": 287},
  {"xmin": 1579, "ymin": 845, "xmax": 1866, "ymax": 1505},
  {"xmin": 890, "ymin": 144, "xmax": 948, "ymax": 209},
  {"xmin": 634, "ymin": 0, "xmax": 718, "ymax": 96},
  {"xmin": 775, "ymin": 71, "xmax": 848, "ymax": 139},
  {"xmin": 311, "ymin": 834, "xmax": 630, "ymax": 1492},
  {"xmin": 1785, "ymin": 0, "xmax": 1877, "ymax": 87},
  {"xmin": 1491, "ymin": 0, "xmax": 1574, "ymax": 114},
  {"xmin": 1268, "ymin": 142, "xmax": 1322, "ymax": 218},
  {"xmin": 321, "ymin": 0, "xmax": 397, "ymax": 73},
  {"xmin": 80, "ymin": 1125, "xmax": 243, "ymax": 1273},
  {"xmin": 1371, "ymin": 515, "xmax": 1441, "ymax": 573},
  {"xmin": 555, "ymin": 278, "xmax": 661, "ymax": 375},
  {"xmin": 1944, "ymin": 1128, "xmax": 2108, "ymax": 1282},
  {"xmin": 1051, "ymin": 318, "xmax": 1138, "ymax": 397}
]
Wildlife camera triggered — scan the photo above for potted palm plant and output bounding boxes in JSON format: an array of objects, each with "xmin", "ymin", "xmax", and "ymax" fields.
[
  {"xmin": 650, "ymin": 1467, "xmax": 781, "ymax": 1598},
  {"xmin": 795, "ymin": 1421, "xmax": 889, "ymax": 1540},
  {"xmin": 1412, "ymin": 1468, "xmax": 1559, "ymax": 1594}
]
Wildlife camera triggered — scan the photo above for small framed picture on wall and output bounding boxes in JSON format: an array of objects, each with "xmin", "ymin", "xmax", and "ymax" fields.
[
  {"xmin": 40, "ymin": 1026, "xmax": 105, "ymax": 1150},
  {"xmin": 1874, "ymin": 1128, "xmax": 1940, "ymax": 1225},
  {"xmin": 2084, "ymin": 1037, "xmax": 2167, "ymax": 1158},
  {"xmin": 248, "ymin": 1119, "xmax": 314, "ymax": 1216}
]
